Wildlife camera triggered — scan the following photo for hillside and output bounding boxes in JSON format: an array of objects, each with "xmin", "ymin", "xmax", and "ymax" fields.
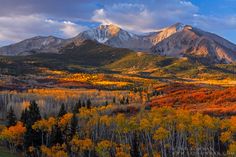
[
  {"xmin": 0, "ymin": 40, "xmax": 235, "ymax": 81},
  {"xmin": 0, "ymin": 36, "xmax": 67, "ymax": 56},
  {"xmin": 151, "ymin": 25, "xmax": 236, "ymax": 63}
]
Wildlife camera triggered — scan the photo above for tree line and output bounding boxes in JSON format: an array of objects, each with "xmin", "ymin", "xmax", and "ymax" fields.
[{"xmin": 0, "ymin": 100, "xmax": 236, "ymax": 157}]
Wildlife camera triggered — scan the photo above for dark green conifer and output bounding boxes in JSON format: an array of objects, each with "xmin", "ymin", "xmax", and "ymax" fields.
[
  {"xmin": 6, "ymin": 106, "xmax": 17, "ymax": 127},
  {"xmin": 24, "ymin": 100, "xmax": 41, "ymax": 149},
  {"xmin": 58, "ymin": 103, "xmax": 67, "ymax": 117}
]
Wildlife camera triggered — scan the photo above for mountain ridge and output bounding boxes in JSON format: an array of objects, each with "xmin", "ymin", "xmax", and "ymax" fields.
[{"xmin": 0, "ymin": 23, "xmax": 235, "ymax": 64}]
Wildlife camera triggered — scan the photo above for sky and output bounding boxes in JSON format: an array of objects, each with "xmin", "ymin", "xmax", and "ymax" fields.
[{"xmin": 0, "ymin": 0, "xmax": 236, "ymax": 46}]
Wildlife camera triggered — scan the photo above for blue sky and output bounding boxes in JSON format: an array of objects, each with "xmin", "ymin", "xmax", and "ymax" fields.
[{"xmin": 0, "ymin": 0, "xmax": 236, "ymax": 46}]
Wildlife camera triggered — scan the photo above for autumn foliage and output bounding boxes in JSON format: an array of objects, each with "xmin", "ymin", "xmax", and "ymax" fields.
[
  {"xmin": 151, "ymin": 83, "xmax": 236, "ymax": 115},
  {"xmin": 0, "ymin": 101, "xmax": 236, "ymax": 157}
]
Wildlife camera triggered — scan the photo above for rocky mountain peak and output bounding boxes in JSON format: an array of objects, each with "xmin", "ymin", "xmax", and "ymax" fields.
[
  {"xmin": 97, "ymin": 24, "xmax": 121, "ymax": 37},
  {"xmin": 0, "ymin": 23, "xmax": 235, "ymax": 63}
]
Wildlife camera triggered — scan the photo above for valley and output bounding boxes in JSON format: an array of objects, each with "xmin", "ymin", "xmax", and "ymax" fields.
[
  {"xmin": 0, "ymin": 40, "xmax": 235, "ymax": 117},
  {"xmin": 0, "ymin": 26, "xmax": 235, "ymax": 157}
]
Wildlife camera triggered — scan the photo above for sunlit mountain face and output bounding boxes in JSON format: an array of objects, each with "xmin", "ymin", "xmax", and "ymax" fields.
[
  {"xmin": 1, "ymin": 23, "xmax": 236, "ymax": 64},
  {"xmin": 0, "ymin": 1, "xmax": 236, "ymax": 157}
]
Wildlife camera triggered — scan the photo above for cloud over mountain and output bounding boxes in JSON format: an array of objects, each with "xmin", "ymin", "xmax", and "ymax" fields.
[
  {"xmin": 0, "ymin": 0, "xmax": 236, "ymax": 46},
  {"xmin": 0, "ymin": 15, "xmax": 88, "ymax": 46}
]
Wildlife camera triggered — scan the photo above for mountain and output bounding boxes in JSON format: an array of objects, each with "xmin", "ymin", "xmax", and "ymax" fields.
[
  {"xmin": 0, "ymin": 36, "xmax": 67, "ymax": 56},
  {"xmin": 151, "ymin": 23, "xmax": 236, "ymax": 63},
  {"xmin": 147, "ymin": 23, "xmax": 186, "ymax": 45},
  {"xmin": 1, "ymin": 40, "xmax": 235, "ymax": 80},
  {"xmin": 72, "ymin": 23, "xmax": 236, "ymax": 63},
  {"xmin": 73, "ymin": 24, "xmax": 152, "ymax": 51},
  {"xmin": 0, "ymin": 23, "xmax": 235, "ymax": 63}
]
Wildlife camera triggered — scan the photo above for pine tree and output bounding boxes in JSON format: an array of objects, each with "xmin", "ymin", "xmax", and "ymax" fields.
[
  {"xmin": 78, "ymin": 99, "xmax": 82, "ymax": 109},
  {"xmin": 6, "ymin": 106, "xmax": 17, "ymax": 127},
  {"xmin": 51, "ymin": 124, "xmax": 63, "ymax": 145},
  {"xmin": 58, "ymin": 103, "xmax": 67, "ymax": 117},
  {"xmin": 20, "ymin": 108, "xmax": 28, "ymax": 124},
  {"xmin": 70, "ymin": 113, "xmax": 78, "ymax": 136},
  {"xmin": 24, "ymin": 100, "xmax": 42, "ymax": 149},
  {"xmin": 105, "ymin": 101, "xmax": 108, "ymax": 106},
  {"xmin": 125, "ymin": 97, "xmax": 129, "ymax": 104},
  {"xmin": 73, "ymin": 104, "xmax": 79, "ymax": 114},
  {"xmin": 113, "ymin": 97, "xmax": 116, "ymax": 103},
  {"xmin": 86, "ymin": 99, "xmax": 91, "ymax": 109},
  {"xmin": 82, "ymin": 101, "xmax": 86, "ymax": 107}
]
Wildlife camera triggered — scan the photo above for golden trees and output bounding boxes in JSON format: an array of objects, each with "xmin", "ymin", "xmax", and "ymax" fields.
[
  {"xmin": 2, "ymin": 103, "xmax": 236, "ymax": 157},
  {"xmin": 70, "ymin": 136, "xmax": 93, "ymax": 156},
  {"xmin": 58, "ymin": 113, "xmax": 73, "ymax": 128},
  {"xmin": 95, "ymin": 140, "xmax": 113, "ymax": 157},
  {"xmin": 228, "ymin": 142, "xmax": 236, "ymax": 156},
  {"xmin": 115, "ymin": 144, "xmax": 131, "ymax": 157},
  {"xmin": 0, "ymin": 122, "xmax": 26, "ymax": 152},
  {"xmin": 41, "ymin": 144, "xmax": 68, "ymax": 157},
  {"xmin": 220, "ymin": 115, "xmax": 236, "ymax": 155},
  {"xmin": 32, "ymin": 117, "xmax": 56, "ymax": 145},
  {"xmin": 153, "ymin": 127, "xmax": 170, "ymax": 157}
]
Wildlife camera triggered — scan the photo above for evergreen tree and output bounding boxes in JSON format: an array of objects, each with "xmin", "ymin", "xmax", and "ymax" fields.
[
  {"xmin": 78, "ymin": 99, "xmax": 82, "ymax": 108},
  {"xmin": 73, "ymin": 100, "xmax": 83, "ymax": 113},
  {"xmin": 24, "ymin": 100, "xmax": 42, "ymax": 149},
  {"xmin": 73, "ymin": 104, "xmax": 79, "ymax": 114},
  {"xmin": 105, "ymin": 101, "xmax": 108, "ymax": 106},
  {"xmin": 51, "ymin": 124, "xmax": 63, "ymax": 145},
  {"xmin": 58, "ymin": 103, "xmax": 67, "ymax": 117},
  {"xmin": 125, "ymin": 97, "xmax": 129, "ymax": 104},
  {"xmin": 20, "ymin": 108, "xmax": 28, "ymax": 124},
  {"xmin": 86, "ymin": 99, "xmax": 91, "ymax": 109},
  {"xmin": 112, "ymin": 97, "xmax": 116, "ymax": 103},
  {"xmin": 6, "ymin": 106, "xmax": 17, "ymax": 127},
  {"xmin": 82, "ymin": 101, "xmax": 86, "ymax": 107},
  {"xmin": 70, "ymin": 113, "xmax": 78, "ymax": 136}
]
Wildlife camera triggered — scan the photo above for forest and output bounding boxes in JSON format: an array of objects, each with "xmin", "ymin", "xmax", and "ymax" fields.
[
  {"xmin": 0, "ymin": 56, "xmax": 235, "ymax": 157},
  {"xmin": 0, "ymin": 97, "xmax": 236, "ymax": 157}
]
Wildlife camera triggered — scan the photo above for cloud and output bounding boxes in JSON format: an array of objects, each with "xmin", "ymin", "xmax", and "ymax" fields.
[
  {"xmin": 92, "ymin": 1, "xmax": 198, "ymax": 32},
  {"xmin": 90, "ymin": 0, "xmax": 236, "ymax": 43},
  {"xmin": 0, "ymin": 0, "xmax": 236, "ymax": 45},
  {"xmin": 60, "ymin": 21, "xmax": 88, "ymax": 37},
  {"xmin": 0, "ymin": 0, "xmax": 97, "ymax": 20},
  {"xmin": 193, "ymin": 14, "xmax": 236, "ymax": 30},
  {"xmin": 0, "ymin": 15, "xmax": 88, "ymax": 46}
]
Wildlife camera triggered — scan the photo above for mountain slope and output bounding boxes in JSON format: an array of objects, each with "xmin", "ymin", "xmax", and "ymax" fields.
[
  {"xmin": 0, "ymin": 36, "xmax": 67, "ymax": 56},
  {"xmin": 0, "ymin": 40, "xmax": 235, "ymax": 80},
  {"xmin": 151, "ymin": 25, "xmax": 236, "ymax": 63},
  {"xmin": 0, "ymin": 23, "xmax": 235, "ymax": 63},
  {"xmin": 73, "ymin": 24, "xmax": 152, "ymax": 52},
  {"xmin": 0, "ymin": 40, "xmax": 133, "ymax": 74},
  {"xmin": 73, "ymin": 23, "xmax": 236, "ymax": 63}
]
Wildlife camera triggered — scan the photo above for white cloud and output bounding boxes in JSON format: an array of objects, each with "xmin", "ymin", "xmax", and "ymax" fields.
[
  {"xmin": 0, "ymin": 15, "xmax": 88, "ymax": 46},
  {"xmin": 60, "ymin": 21, "xmax": 88, "ymax": 38},
  {"xmin": 92, "ymin": 3, "xmax": 155, "ymax": 33},
  {"xmin": 193, "ymin": 14, "xmax": 236, "ymax": 30},
  {"xmin": 92, "ymin": 1, "xmax": 198, "ymax": 33}
]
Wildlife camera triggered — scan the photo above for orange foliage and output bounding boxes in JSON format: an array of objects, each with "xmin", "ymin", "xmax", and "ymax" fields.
[
  {"xmin": 0, "ymin": 122, "xmax": 26, "ymax": 145},
  {"xmin": 151, "ymin": 83, "xmax": 236, "ymax": 115}
]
